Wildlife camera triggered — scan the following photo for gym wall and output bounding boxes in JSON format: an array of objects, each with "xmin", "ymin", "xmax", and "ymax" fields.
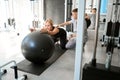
[{"xmin": 44, "ymin": 0, "xmax": 65, "ymax": 25}]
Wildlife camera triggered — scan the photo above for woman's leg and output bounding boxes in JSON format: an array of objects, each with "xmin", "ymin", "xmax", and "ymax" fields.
[
  {"xmin": 66, "ymin": 37, "xmax": 76, "ymax": 49},
  {"xmin": 59, "ymin": 28, "xmax": 67, "ymax": 49},
  {"xmin": 59, "ymin": 35, "xmax": 67, "ymax": 49}
]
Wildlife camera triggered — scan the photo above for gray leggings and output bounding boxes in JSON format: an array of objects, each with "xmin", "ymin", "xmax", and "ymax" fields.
[
  {"xmin": 66, "ymin": 37, "xmax": 76, "ymax": 49},
  {"xmin": 65, "ymin": 37, "xmax": 87, "ymax": 49}
]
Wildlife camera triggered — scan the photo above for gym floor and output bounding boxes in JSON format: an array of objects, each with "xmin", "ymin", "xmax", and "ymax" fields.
[{"xmin": 0, "ymin": 29, "xmax": 120, "ymax": 80}]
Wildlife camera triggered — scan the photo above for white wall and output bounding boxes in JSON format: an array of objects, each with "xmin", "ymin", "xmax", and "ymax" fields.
[{"xmin": 0, "ymin": 0, "xmax": 7, "ymax": 28}]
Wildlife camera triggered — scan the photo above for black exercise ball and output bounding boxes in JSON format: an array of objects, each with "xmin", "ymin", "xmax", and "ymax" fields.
[{"xmin": 21, "ymin": 31, "xmax": 55, "ymax": 64}]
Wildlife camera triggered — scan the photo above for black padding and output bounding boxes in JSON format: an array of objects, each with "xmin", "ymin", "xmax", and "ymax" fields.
[
  {"xmin": 82, "ymin": 63, "xmax": 120, "ymax": 80},
  {"xmin": 106, "ymin": 21, "xmax": 113, "ymax": 36},
  {"xmin": 15, "ymin": 44, "xmax": 66, "ymax": 75},
  {"xmin": 114, "ymin": 21, "xmax": 120, "ymax": 37}
]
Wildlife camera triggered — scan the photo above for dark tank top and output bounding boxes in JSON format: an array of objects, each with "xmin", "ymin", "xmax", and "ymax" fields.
[{"xmin": 51, "ymin": 27, "xmax": 66, "ymax": 42}]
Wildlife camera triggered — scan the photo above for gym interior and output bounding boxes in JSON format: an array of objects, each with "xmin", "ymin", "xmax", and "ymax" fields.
[{"xmin": 0, "ymin": 0, "xmax": 120, "ymax": 80}]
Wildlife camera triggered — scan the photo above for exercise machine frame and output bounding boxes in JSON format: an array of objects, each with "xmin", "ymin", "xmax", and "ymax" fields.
[{"xmin": 0, "ymin": 60, "xmax": 27, "ymax": 80}]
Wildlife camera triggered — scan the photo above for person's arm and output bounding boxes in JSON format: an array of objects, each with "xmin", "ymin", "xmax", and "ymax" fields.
[
  {"xmin": 40, "ymin": 26, "xmax": 59, "ymax": 36},
  {"xmin": 59, "ymin": 21, "xmax": 72, "ymax": 27}
]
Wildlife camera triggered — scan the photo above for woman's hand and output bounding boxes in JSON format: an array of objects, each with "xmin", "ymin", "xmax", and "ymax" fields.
[
  {"xmin": 29, "ymin": 28, "xmax": 36, "ymax": 32},
  {"xmin": 40, "ymin": 28, "xmax": 48, "ymax": 33}
]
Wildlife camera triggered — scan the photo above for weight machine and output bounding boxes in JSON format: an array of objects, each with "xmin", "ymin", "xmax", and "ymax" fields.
[
  {"xmin": 0, "ymin": 60, "xmax": 27, "ymax": 80},
  {"xmin": 82, "ymin": 0, "xmax": 120, "ymax": 80},
  {"xmin": 101, "ymin": 0, "xmax": 120, "ymax": 49}
]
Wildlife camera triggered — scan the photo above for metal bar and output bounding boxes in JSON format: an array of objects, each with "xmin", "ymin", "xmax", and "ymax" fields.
[
  {"xmin": 0, "ymin": 60, "xmax": 16, "ymax": 68},
  {"xmin": 13, "ymin": 66, "xmax": 18, "ymax": 79},
  {"xmin": 91, "ymin": 0, "xmax": 101, "ymax": 66},
  {"xmin": 0, "ymin": 60, "xmax": 17, "ymax": 80},
  {"xmin": 74, "ymin": 0, "xmax": 85, "ymax": 80},
  {"xmin": 64, "ymin": 0, "xmax": 67, "ymax": 22},
  {"xmin": 90, "ymin": 0, "xmax": 93, "ymax": 12}
]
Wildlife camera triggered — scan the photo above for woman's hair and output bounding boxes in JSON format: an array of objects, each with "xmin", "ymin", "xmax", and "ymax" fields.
[{"xmin": 45, "ymin": 18, "xmax": 53, "ymax": 26}]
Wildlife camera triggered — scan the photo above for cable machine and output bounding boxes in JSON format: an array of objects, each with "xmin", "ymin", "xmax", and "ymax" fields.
[
  {"xmin": 82, "ymin": 0, "xmax": 120, "ymax": 80},
  {"xmin": 101, "ymin": 0, "xmax": 120, "ymax": 49},
  {"xmin": 5, "ymin": 0, "xmax": 16, "ymax": 29},
  {"xmin": 0, "ymin": 60, "xmax": 27, "ymax": 80},
  {"xmin": 30, "ymin": 0, "xmax": 39, "ymax": 28}
]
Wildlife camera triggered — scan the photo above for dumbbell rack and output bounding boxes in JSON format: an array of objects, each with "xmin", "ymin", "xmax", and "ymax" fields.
[{"xmin": 0, "ymin": 60, "xmax": 27, "ymax": 80}]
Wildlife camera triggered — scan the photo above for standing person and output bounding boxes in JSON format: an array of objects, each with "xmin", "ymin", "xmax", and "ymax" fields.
[
  {"xmin": 85, "ymin": 13, "xmax": 91, "ymax": 29},
  {"xmin": 58, "ymin": 8, "xmax": 88, "ymax": 49},
  {"xmin": 40, "ymin": 18, "xmax": 67, "ymax": 49},
  {"xmin": 88, "ymin": 8, "xmax": 97, "ymax": 30}
]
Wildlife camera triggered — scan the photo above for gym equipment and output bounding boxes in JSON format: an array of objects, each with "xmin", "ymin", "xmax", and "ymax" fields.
[
  {"xmin": 21, "ymin": 31, "xmax": 55, "ymax": 64},
  {"xmin": 0, "ymin": 60, "xmax": 27, "ymax": 80},
  {"xmin": 83, "ymin": 63, "xmax": 120, "ymax": 80},
  {"xmin": 7, "ymin": 18, "xmax": 16, "ymax": 28},
  {"xmin": 4, "ymin": 0, "xmax": 16, "ymax": 30},
  {"xmin": 32, "ymin": 21, "xmax": 38, "ymax": 28},
  {"xmin": 101, "ymin": 0, "xmax": 120, "ymax": 49},
  {"xmin": 82, "ymin": 0, "xmax": 120, "ymax": 80},
  {"xmin": 102, "ymin": 0, "xmax": 120, "ymax": 69},
  {"xmin": 15, "ymin": 44, "xmax": 66, "ymax": 75}
]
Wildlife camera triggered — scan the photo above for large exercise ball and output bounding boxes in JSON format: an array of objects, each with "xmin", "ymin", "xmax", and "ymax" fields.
[{"xmin": 21, "ymin": 31, "xmax": 55, "ymax": 64}]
